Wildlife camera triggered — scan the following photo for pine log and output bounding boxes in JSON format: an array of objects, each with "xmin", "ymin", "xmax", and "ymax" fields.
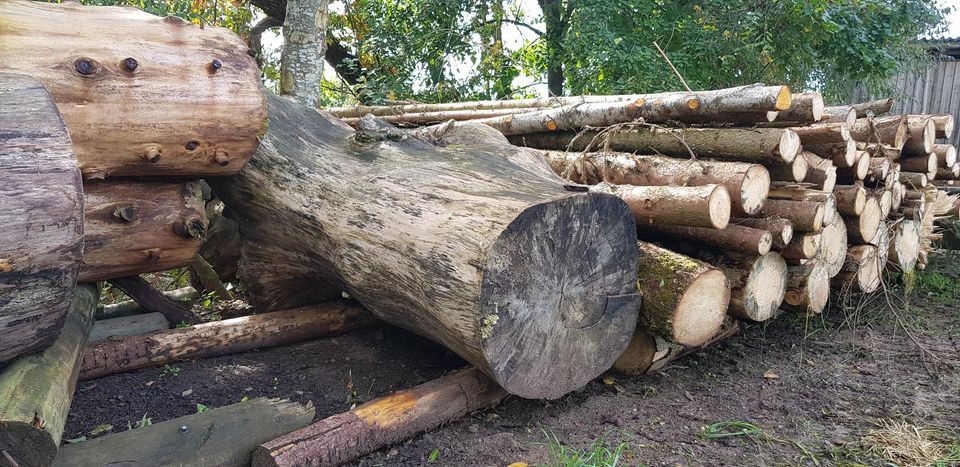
[
  {"xmin": 543, "ymin": 151, "xmax": 770, "ymax": 215},
  {"xmin": 821, "ymin": 105, "xmax": 857, "ymax": 129},
  {"xmin": 933, "ymin": 144, "xmax": 957, "ymax": 168},
  {"xmin": 780, "ymin": 232, "xmax": 821, "ymax": 260},
  {"xmin": 510, "ymin": 127, "xmax": 801, "ymax": 165},
  {"xmin": 0, "ymin": 0, "xmax": 266, "ymax": 178},
  {"xmin": 888, "ymin": 220, "xmax": 921, "ymax": 272},
  {"xmin": 851, "ymin": 115, "xmax": 908, "ymax": 149},
  {"xmin": 474, "ymin": 99, "xmax": 646, "ymax": 135},
  {"xmin": 870, "ymin": 221, "xmax": 891, "ymax": 268},
  {"xmin": 806, "ymin": 139, "xmax": 857, "ymax": 168},
  {"xmin": 835, "ymin": 150, "xmax": 870, "ymax": 183},
  {"xmin": 872, "ymin": 189, "xmax": 893, "ymax": 218},
  {"xmin": 834, "ymin": 245, "xmax": 881, "ymax": 293},
  {"xmin": 891, "ymin": 182, "xmax": 905, "ymax": 211},
  {"xmin": 900, "ymin": 172, "xmax": 929, "ymax": 189},
  {"xmin": 849, "ymin": 99, "xmax": 896, "ymax": 117},
  {"xmin": 866, "ymin": 157, "xmax": 890, "ymax": 183},
  {"xmin": 766, "ymin": 185, "xmax": 837, "ymax": 224},
  {"xmin": 0, "ymin": 73, "xmax": 84, "ymax": 363},
  {"xmin": 861, "ymin": 142, "xmax": 903, "ymax": 160},
  {"xmin": 930, "ymin": 115, "xmax": 955, "ymax": 139},
  {"xmin": 54, "ymin": 398, "xmax": 315, "ymax": 467},
  {"xmin": 340, "ymin": 108, "xmax": 544, "ymax": 126},
  {"xmin": 592, "ymin": 182, "xmax": 731, "ymax": 229},
  {"xmin": 634, "ymin": 242, "xmax": 729, "ymax": 347},
  {"xmin": 898, "ymin": 153, "xmax": 937, "ymax": 178},
  {"xmin": 107, "ymin": 276, "xmax": 199, "ymax": 325},
  {"xmin": 773, "ymin": 92, "xmax": 824, "ymax": 123},
  {"xmin": 722, "ymin": 253, "xmax": 788, "ymax": 322},
  {"xmin": 757, "ymin": 199, "xmax": 825, "ymax": 232},
  {"xmin": 843, "ymin": 197, "xmax": 881, "ymax": 244},
  {"xmin": 766, "ymin": 153, "xmax": 809, "ymax": 182},
  {"xmin": 210, "ymin": 96, "xmax": 643, "ymax": 399},
  {"xmin": 833, "ymin": 184, "xmax": 867, "ymax": 216},
  {"xmin": 95, "ymin": 286, "xmax": 198, "ymax": 320},
  {"xmin": 251, "ymin": 368, "xmax": 507, "ymax": 467},
  {"xmin": 800, "ymin": 151, "xmax": 837, "ymax": 192},
  {"xmin": 326, "ymin": 95, "xmax": 638, "ymax": 118},
  {"xmin": 887, "ymin": 165, "xmax": 901, "ymax": 189},
  {"xmin": 817, "ymin": 219, "xmax": 848, "ymax": 278},
  {"xmin": 79, "ymin": 301, "xmax": 376, "ymax": 381},
  {"xmin": 937, "ymin": 164, "xmax": 960, "ymax": 180},
  {"xmin": 88, "ymin": 312, "xmax": 169, "ymax": 343},
  {"xmin": 781, "ymin": 261, "xmax": 830, "ymax": 315},
  {"xmin": 610, "ymin": 327, "xmax": 657, "ymax": 375},
  {"xmin": 790, "ymin": 122, "xmax": 850, "ymax": 145},
  {"xmin": 637, "ymin": 224, "xmax": 773, "ymax": 255},
  {"xmin": 901, "ymin": 116, "xmax": 936, "ymax": 157},
  {"xmin": 79, "ymin": 180, "xmax": 206, "ymax": 282},
  {"xmin": 732, "ymin": 217, "xmax": 793, "ymax": 250},
  {"xmin": 0, "ymin": 285, "xmax": 98, "ymax": 467}
]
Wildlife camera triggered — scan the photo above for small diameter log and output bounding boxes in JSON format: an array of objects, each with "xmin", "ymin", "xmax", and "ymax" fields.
[
  {"xmin": 821, "ymin": 106, "xmax": 857, "ymax": 129},
  {"xmin": 79, "ymin": 180, "xmax": 207, "ymax": 282},
  {"xmin": 0, "ymin": 73, "xmax": 84, "ymax": 363},
  {"xmin": 251, "ymin": 368, "xmax": 507, "ymax": 467},
  {"xmin": 900, "ymin": 172, "xmax": 928, "ymax": 189},
  {"xmin": 638, "ymin": 224, "xmax": 773, "ymax": 255},
  {"xmin": 851, "ymin": 115, "xmax": 908, "ymax": 149},
  {"xmin": 782, "ymin": 261, "xmax": 830, "ymax": 315},
  {"xmin": 88, "ymin": 312, "xmax": 169, "ymax": 343},
  {"xmin": 938, "ymin": 164, "xmax": 960, "ymax": 180},
  {"xmin": 872, "ymin": 189, "xmax": 893, "ymax": 219},
  {"xmin": 833, "ymin": 184, "xmax": 867, "ymax": 216},
  {"xmin": 766, "ymin": 153, "xmax": 808, "ymax": 182},
  {"xmin": 774, "ymin": 92, "xmax": 824, "ymax": 123},
  {"xmin": 475, "ymin": 99, "xmax": 646, "ymax": 135},
  {"xmin": 758, "ymin": 199, "xmax": 825, "ymax": 232},
  {"xmin": 933, "ymin": 144, "xmax": 957, "ymax": 168},
  {"xmin": 591, "ymin": 183, "xmax": 731, "ymax": 229},
  {"xmin": 805, "ymin": 139, "xmax": 856, "ymax": 168},
  {"xmin": 95, "ymin": 286, "xmax": 198, "ymax": 320},
  {"xmin": 790, "ymin": 122, "xmax": 850, "ymax": 145},
  {"xmin": 888, "ymin": 220, "xmax": 921, "ymax": 272},
  {"xmin": 817, "ymin": 219, "xmax": 848, "ymax": 278},
  {"xmin": 634, "ymin": 242, "xmax": 729, "ymax": 347},
  {"xmin": 834, "ymin": 245, "xmax": 881, "ymax": 293},
  {"xmin": 886, "ymin": 165, "xmax": 901, "ymax": 189},
  {"xmin": 643, "ymin": 318, "xmax": 740, "ymax": 374},
  {"xmin": 849, "ymin": 99, "xmax": 896, "ymax": 117},
  {"xmin": 843, "ymin": 197, "xmax": 881, "ymax": 244},
  {"xmin": 544, "ymin": 151, "xmax": 770, "ymax": 216},
  {"xmin": 80, "ymin": 301, "xmax": 377, "ymax": 380},
  {"xmin": 866, "ymin": 157, "xmax": 891, "ymax": 183},
  {"xmin": 732, "ymin": 217, "xmax": 793, "ymax": 250},
  {"xmin": 513, "ymin": 127, "xmax": 801, "ymax": 165},
  {"xmin": 835, "ymin": 150, "xmax": 870, "ymax": 183},
  {"xmin": 722, "ymin": 253, "xmax": 788, "ymax": 322},
  {"xmin": 801, "ymin": 151, "xmax": 837, "ymax": 192},
  {"xmin": 54, "ymin": 398, "xmax": 315, "ymax": 467},
  {"xmin": 0, "ymin": 285, "xmax": 98, "ymax": 467},
  {"xmin": 0, "ymin": 0, "xmax": 267, "ymax": 178},
  {"xmin": 107, "ymin": 276, "xmax": 198, "ymax": 325},
  {"xmin": 781, "ymin": 232, "xmax": 821, "ymax": 260},
  {"xmin": 898, "ymin": 153, "xmax": 937, "ymax": 178},
  {"xmin": 901, "ymin": 116, "xmax": 936, "ymax": 157},
  {"xmin": 188, "ymin": 254, "xmax": 234, "ymax": 300},
  {"xmin": 766, "ymin": 185, "xmax": 836, "ymax": 225},
  {"xmin": 339, "ymin": 108, "xmax": 543, "ymax": 126},
  {"xmin": 930, "ymin": 115, "xmax": 955, "ymax": 139},
  {"xmin": 891, "ymin": 183, "xmax": 905, "ymax": 212}
]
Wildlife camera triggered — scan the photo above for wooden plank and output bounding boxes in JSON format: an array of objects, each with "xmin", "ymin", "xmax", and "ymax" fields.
[{"xmin": 88, "ymin": 312, "xmax": 169, "ymax": 343}]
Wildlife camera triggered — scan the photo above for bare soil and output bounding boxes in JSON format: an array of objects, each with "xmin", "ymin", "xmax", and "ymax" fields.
[{"xmin": 66, "ymin": 255, "xmax": 960, "ymax": 466}]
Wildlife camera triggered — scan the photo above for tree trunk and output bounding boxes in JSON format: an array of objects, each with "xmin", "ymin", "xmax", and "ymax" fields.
[
  {"xmin": 544, "ymin": 151, "xmax": 769, "ymax": 216},
  {"xmin": 80, "ymin": 301, "xmax": 375, "ymax": 381},
  {"xmin": 732, "ymin": 217, "xmax": 793, "ymax": 250},
  {"xmin": 280, "ymin": 0, "xmax": 328, "ymax": 107},
  {"xmin": 850, "ymin": 115, "xmax": 908, "ymax": 150},
  {"xmin": 835, "ymin": 149, "xmax": 870, "ymax": 183},
  {"xmin": 888, "ymin": 220, "xmax": 920, "ymax": 272},
  {"xmin": 188, "ymin": 255, "xmax": 234, "ymax": 300},
  {"xmin": 592, "ymin": 183, "xmax": 731, "ymax": 229},
  {"xmin": 633, "ymin": 242, "xmax": 729, "ymax": 347},
  {"xmin": 901, "ymin": 116, "xmax": 935, "ymax": 157},
  {"xmin": 781, "ymin": 262, "xmax": 829, "ymax": 315},
  {"xmin": 757, "ymin": 199, "xmax": 826, "ymax": 232},
  {"xmin": 88, "ymin": 312, "xmax": 169, "ymax": 343},
  {"xmin": 0, "ymin": 285, "xmax": 98, "ymax": 467},
  {"xmin": 930, "ymin": 115, "xmax": 955, "ymax": 140},
  {"xmin": 472, "ymin": 100, "xmax": 645, "ymax": 135},
  {"xmin": 95, "ymin": 287, "xmax": 198, "ymax": 320},
  {"xmin": 821, "ymin": 105, "xmax": 857, "ymax": 129},
  {"xmin": 898, "ymin": 153, "xmax": 937, "ymax": 179},
  {"xmin": 107, "ymin": 276, "xmax": 199, "ymax": 325},
  {"xmin": 0, "ymin": 73, "xmax": 84, "ymax": 364},
  {"xmin": 817, "ymin": 219, "xmax": 848, "ymax": 278},
  {"xmin": 790, "ymin": 122, "xmax": 849, "ymax": 145},
  {"xmin": 541, "ymin": 0, "xmax": 565, "ymax": 96},
  {"xmin": 79, "ymin": 180, "xmax": 206, "ymax": 282},
  {"xmin": 833, "ymin": 184, "xmax": 867, "ymax": 216},
  {"xmin": 772, "ymin": 92, "xmax": 824, "ymax": 123},
  {"xmin": 638, "ymin": 224, "xmax": 773, "ymax": 255},
  {"xmin": 900, "ymin": 172, "xmax": 928, "ymax": 189},
  {"xmin": 54, "ymin": 398, "xmax": 315, "ymax": 467},
  {"xmin": 251, "ymin": 368, "xmax": 507, "ymax": 467},
  {"xmin": 780, "ymin": 232, "xmax": 821, "ymax": 260},
  {"xmin": 843, "ymin": 197, "xmax": 881, "ymax": 244},
  {"xmin": 801, "ymin": 151, "xmax": 837, "ymax": 192},
  {"xmin": 0, "ymin": 0, "xmax": 266, "ymax": 178},
  {"xmin": 209, "ymin": 95, "xmax": 642, "ymax": 399},
  {"xmin": 512, "ymin": 127, "xmax": 801, "ymax": 164}
]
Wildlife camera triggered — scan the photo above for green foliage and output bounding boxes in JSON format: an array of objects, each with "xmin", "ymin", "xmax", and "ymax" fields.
[
  {"xmin": 196, "ymin": 403, "xmax": 210, "ymax": 413},
  {"xmin": 915, "ymin": 270, "xmax": 960, "ymax": 304},
  {"xmin": 160, "ymin": 364, "xmax": 181, "ymax": 378},
  {"xmin": 128, "ymin": 413, "xmax": 153, "ymax": 430},
  {"xmin": 539, "ymin": 429, "xmax": 631, "ymax": 467},
  {"xmin": 426, "ymin": 448, "xmax": 441, "ymax": 463},
  {"xmin": 79, "ymin": 0, "xmax": 253, "ymax": 36}
]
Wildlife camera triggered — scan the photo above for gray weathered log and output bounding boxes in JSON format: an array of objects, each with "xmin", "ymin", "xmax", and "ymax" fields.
[{"xmin": 88, "ymin": 312, "xmax": 169, "ymax": 343}]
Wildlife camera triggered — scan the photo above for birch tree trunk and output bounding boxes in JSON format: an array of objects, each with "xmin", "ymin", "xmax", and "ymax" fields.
[{"xmin": 281, "ymin": 0, "xmax": 328, "ymax": 107}]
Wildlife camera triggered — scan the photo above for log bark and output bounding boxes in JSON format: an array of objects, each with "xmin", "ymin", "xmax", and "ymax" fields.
[
  {"xmin": 898, "ymin": 153, "xmax": 938, "ymax": 180},
  {"xmin": 637, "ymin": 224, "xmax": 773, "ymax": 255},
  {"xmin": 835, "ymin": 150, "xmax": 870, "ymax": 183},
  {"xmin": 279, "ymin": 0, "xmax": 328, "ymax": 107},
  {"xmin": 210, "ymin": 95, "xmax": 642, "ymax": 399},
  {"xmin": 95, "ymin": 286, "xmax": 198, "ymax": 320},
  {"xmin": 871, "ymin": 189, "xmax": 893, "ymax": 218},
  {"xmin": 933, "ymin": 144, "xmax": 958, "ymax": 168},
  {"xmin": 0, "ymin": 73, "xmax": 84, "ymax": 364},
  {"xmin": 251, "ymin": 368, "xmax": 507, "ymax": 467},
  {"xmin": 937, "ymin": 164, "xmax": 960, "ymax": 180},
  {"xmin": 0, "ymin": 285, "xmax": 98, "ymax": 467},
  {"xmin": 766, "ymin": 185, "xmax": 836, "ymax": 223},
  {"xmin": 834, "ymin": 245, "xmax": 881, "ymax": 293},
  {"xmin": 0, "ymin": 0, "xmax": 266, "ymax": 178},
  {"xmin": 80, "ymin": 301, "xmax": 376, "ymax": 380},
  {"xmin": 510, "ymin": 127, "xmax": 801, "ymax": 165},
  {"xmin": 188, "ymin": 254, "xmax": 234, "ymax": 300},
  {"xmin": 198, "ymin": 199, "xmax": 241, "ymax": 283},
  {"xmin": 817, "ymin": 219, "xmax": 848, "ymax": 278},
  {"xmin": 88, "ymin": 312, "xmax": 169, "ymax": 343},
  {"xmin": 766, "ymin": 153, "xmax": 808, "ymax": 182},
  {"xmin": 593, "ymin": 182, "xmax": 731, "ymax": 229},
  {"xmin": 543, "ymin": 151, "xmax": 770, "ymax": 216},
  {"xmin": 900, "ymin": 172, "xmax": 928, "ymax": 189},
  {"xmin": 757, "ymin": 199, "xmax": 825, "ymax": 232},
  {"xmin": 473, "ymin": 99, "xmax": 646, "ymax": 135},
  {"xmin": 340, "ymin": 108, "xmax": 545, "ymax": 126},
  {"xmin": 821, "ymin": 105, "xmax": 857, "ymax": 129},
  {"xmin": 888, "ymin": 220, "xmax": 920, "ymax": 272},
  {"xmin": 732, "ymin": 217, "xmax": 793, "ymax": 250},
  {"xmin": 107, "ymin": 276, "xmax": 199, "ymax": 325},
  {"xmin": 633, "ymin": 242, "xmax": 729, "ymax": 347},
  {"xmin": 901, "ymin": 116, "xmax": 936, "ymax": 157},
  {"xmin": 850, "ymin": 115, "xmax": 908, "ymax": 150},
  {"xmin": 801, "ymin": 151, "xmax": 837, "ymax": 192},
  {"xmin": 790, "ymin": 122, "xmax": 849, "ymax": 145},
  {"xmin": 781, "ymin": 232, "xmax": 821, "ymax": 260},
  {"xmin": 79, "ymin": 180, "xmax": 206, "ymax": 282},
  {"xmin": 781, "ymin": 261, "xmax": 829, "ymax": 315},
  {"xmin": 833, "ymin": 184, "xmax": 867, "ymax": 216},
  {"xmin": 806, "ymin": 139, "xmax": 857, "ymax": 168},
  {"xmin": 930, "ymin": 115, "xmax": 955, "ymax": 140},
  {"xmin": 54, "ymin": 398, "xmax": 315, "ymax": 467},
  {"xmin": 849, "ymin": 99, "xmax": 896, "ymax": 117},
  {"xmin": 843, "ymin": 197, "xmax": 881, "ymax": 244}
]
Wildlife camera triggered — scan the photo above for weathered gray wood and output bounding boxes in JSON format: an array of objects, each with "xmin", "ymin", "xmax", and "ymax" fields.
[
  {"xmin": 95, "ymin": 286, "xmax": 199, "ymax": 320},
  {"xmin": 88, "ymin": 312, "xmax": 169, "ymax": 343},
  {"xmin": 0, "ymin": 285, "xmax": 98, "ymax": 467},
  {"xmin": 0, "ymin": 73, "xmax": 84, "ymax": 363},
  {"xmin": 209, "ymin": 95, "xmax": 641, "ymax": 399},
  {"xmin": 53, "ymin": 398, "xmax": 315, "ymax": 467}
]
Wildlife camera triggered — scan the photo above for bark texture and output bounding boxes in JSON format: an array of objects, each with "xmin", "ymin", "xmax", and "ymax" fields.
[
  {"xmin": 593, "ymin": 183, "xmax": 731, "ymax": 229},
  {"xmin": 280, "ymin": 0, "xmax": 328, "ymax": 107}
]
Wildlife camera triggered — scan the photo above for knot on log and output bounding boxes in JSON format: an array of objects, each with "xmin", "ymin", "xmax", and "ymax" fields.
[
  {"xmin": 112, "ymin": 205, "xmax": 139, "ymax": 222},
  {"xmin": 174, "ymin": 216, "xmax": 206, "ymax": 239},
  {"xmin": 142, "ymin": 144, "xmax": 163, "ymax": 163},
  {"xmin": 212, "ymin": 149, "xmax": 230, "ymax": 166},
  {"xmin": 73, "ymin": 57, "xmax": 99, "ymax": 76},
  {"xmin": 207, "ymin": 59, "xmax": 222, "ymax": 73},
  {"xmin": 121, "ymin": 57, "xmax": 138, "ymax": 72}
]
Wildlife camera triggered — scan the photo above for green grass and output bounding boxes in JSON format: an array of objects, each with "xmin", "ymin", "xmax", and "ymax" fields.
[
  {"xmin": 538, "ymin": 430, "xmax": 632, "ymax": 467},
  {"xmin": 914, "ymin": 270, "xmax": 960, "ymax": 305}
]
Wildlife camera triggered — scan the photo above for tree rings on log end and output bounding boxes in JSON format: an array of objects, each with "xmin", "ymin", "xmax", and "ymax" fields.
[
  {"xmin": 708, "ymin": 185, "xmax": 732, "ymax": 229},
  {"xmin": 737, "ymin": 253, "xmax": 788, "ymax": 322},
  {"xmin": 479, "ymin": 193, "xmax": 640, "ymax": 399},
  {"xmin": 778, "ymin": 130, "xmax": 801, "ymax": 163},
  {"xmin": 818, "ymin": 220, "xmax": 848, "ymax": 278},
  {"xmin": 672, "ymin": 269, "xmax": 730, "ymax": 346},
  {"xmin": 775, "ymin": 86, "xmax": 793, "ymax": 111},
  {"xmin": 740, "ymin": 165, "xmax": 770, "ymax": 216}
]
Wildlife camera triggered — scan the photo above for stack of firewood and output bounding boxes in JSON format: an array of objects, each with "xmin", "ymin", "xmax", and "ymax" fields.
[{"xmin": 327, "ymin": 85, "xmax": 958, "ymax": 374}]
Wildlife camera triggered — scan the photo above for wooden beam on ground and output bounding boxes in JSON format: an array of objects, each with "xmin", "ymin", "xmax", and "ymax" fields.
[
  {"xmin": 88, "ymin": 312, "xmax": 169, "ymax": 343},
  {"xmin": 107, "ymin": 276, "xmax": 199, "ymax": 326}
]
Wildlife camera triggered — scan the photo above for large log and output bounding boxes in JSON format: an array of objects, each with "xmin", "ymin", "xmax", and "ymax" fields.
[
  {"xmin": 593, "ymin": 183, "xmax": 731, "ymax": 229},
  {"xmin": 772, "ymin": 92, "xmax": 824, "ymax": 123},
  {"xmin": 79, "ymin": 180, "xmax": 206, "ymax": 282},
  {"xmin": 80, "ymin": 301, "xmax": 376, "ymax": 380},
  {"xmin": 0, "ymin": 73, "xmax": 84, "ymax": 363},
  {"xmin": 0, "ymin": 285, "xmax": 98, "ymax": 467},
  {"xmin": 898, "ymin": 153, "xmax": 937, "ymax": 178},
  {"xmin": 210, "ymin": 95, "xmax": 642, "ymax": 399},
  {"xmin": 843, "ymin": 197, "xmax": 882, "ymax": 244},
  {"xmin": 54, "ymin": 398, "xmax": 315, "ymax": 467},
  {"xmin": 901, "ymin": 116, "xmax": 936, "ymax": 157},
  {"xmin": 801, "ymin": 151, "xmax": 837, "ymax": 192},
  {"xmin": 0, "ymin": 0, "xmax": 266, "ymax": 178},
  {"xmin": 933, "ymin": 144, "xmax": 957, "ymax": 168},
  {"xmin": 634, "ymin": 242, "xmax": 729, "ymax": 347},
  {"xmin": 544, "ymin": 151, "xmax": 770, "ymax": 216},
  {"xmin": 251, "ymin": 368, "xmax": 507, "ymax": 467}
]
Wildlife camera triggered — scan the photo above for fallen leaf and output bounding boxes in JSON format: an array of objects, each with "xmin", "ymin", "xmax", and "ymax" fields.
[
  {"xmin": 507, "ymin": 463, "xmax": 529, "ymax": 467},
  {"xmin": 602, "ymin": 375, "xmax": 617, "ymax": 385},
  {"xmin": 181, "ymin": 389, "xmax": 193, "ymax": 397},
  {"xmin": 763, "ymin": 370, "xmax": 779, "ymax": 380},
  {"xmin": 88, "ymin": 423, "xmax": 113, "ymax": 436}
]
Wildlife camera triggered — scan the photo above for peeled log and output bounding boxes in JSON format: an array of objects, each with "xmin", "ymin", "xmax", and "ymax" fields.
[
  {"xmin": 79, "ymin": 180, "xmax": 206, "ymax": 282},
  {"xmin": 0, "ymin": 73, "xmax": 84, "ymax": 364},
  {"xmin": 251, "ymin": 368, "xmax": 507, "ymax": 467},
  {"xmin": 0, "ymin": 0, "xmax": 266, "ymax": 178},
  {"xmin": 817, "ymin": 219, "xmax": 848, "ymax": 278},
  {"xmin": 888, "ymin": 220, "xmax": 921, "ymax": 272},
  {"xmin": 637, "ymin": 224, "xmax": 773, "ymax": 255},
  {"xmin": 634, "ymin": 242, "xmax": 729, "ymax": 347},
  {"xmin": 210, "ymin": 96, "xmax": 641, "ymax": 399},
  {"xmin": 851, "ymin": 115, "xmax": 908, "ymax": 149},
  {"xmin": 0, "ymin": 284, "xmax": 98, "ymax": 467},
  {"xmin": 732, "ymin": 217, "xmax": 793, "ymax": 250},
  {"xmin": 758, "ymin": 199, "xmax": 825, "ymax": 232},
  {"xmin": 782, "ymin": 262, "xmax": 830, "ymax": 315},
  {"xmin": 80, "ymin": 302, "xmax": 376, "ymax": 380},
  {"xmin": 544, "ymin": 151, "xmax": 770, "ymax": 216},
  {"xmin": 592, "ymin": 183, "xmax": 731, "ymax": 229},
  {"xmin": 843, "ymin": 197, "xmax": 881, "ymax": 244}
]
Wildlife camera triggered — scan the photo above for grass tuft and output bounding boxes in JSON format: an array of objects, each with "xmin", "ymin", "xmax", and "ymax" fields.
[{"xmin": 538, "ymin": 429, "xmax": 632, "ymax": 467}]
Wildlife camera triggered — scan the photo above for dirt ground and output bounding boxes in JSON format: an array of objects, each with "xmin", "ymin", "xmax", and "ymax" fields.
[{"xmin": 66, "ymin": 254, "xmax": 960, "ymax": 466}]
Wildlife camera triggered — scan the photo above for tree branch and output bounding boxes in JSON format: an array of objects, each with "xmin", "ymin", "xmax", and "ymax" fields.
[{"xmin": 490, "ymin": 18, "xmax": 544, "ymax": 36}]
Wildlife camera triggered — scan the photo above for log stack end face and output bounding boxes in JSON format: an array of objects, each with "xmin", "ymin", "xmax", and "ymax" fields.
[{"xmin": 479, "ymin": 193, "xmax": 641, "ymax": 399}]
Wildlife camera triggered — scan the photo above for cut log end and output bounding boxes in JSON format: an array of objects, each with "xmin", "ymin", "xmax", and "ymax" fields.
[
  {"xmin": 708, "ymin": 185, "xmax": 733, "ymax": 229},
  {"xmin": 0, "ymin": 423, "xmax": 57, "ymax": 466},
  {"xmin": 775, "ymin": 86, "xmax": 793, "ymax": 111},
  {"xmin": 736, "ymin": 253, "xmax": 788, "ymax": 322},
  {"xmin": 479, "ymin": 193, "xmax": 639, "ymax": 399},
  {"xmin": 611, "ymin": 327, "xmax": 656, "ymax": 375},
  {"xmin": 779, "ymin": 129, "xmax": 801, "ymax": 162},
  {"xmin": 741, "ymin": 165, "xmax": 771, "ymax": 216},
  {"xmin": 672, "ymin": 268, "xmax": 730, "ymax": 346},
  {"xmin": 818, "ymin": 220, "xmax": 848, "ymax": 278},
  {"xmin": 889, "ymin": 220, "xmax": 920, "ymax": 272}
]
